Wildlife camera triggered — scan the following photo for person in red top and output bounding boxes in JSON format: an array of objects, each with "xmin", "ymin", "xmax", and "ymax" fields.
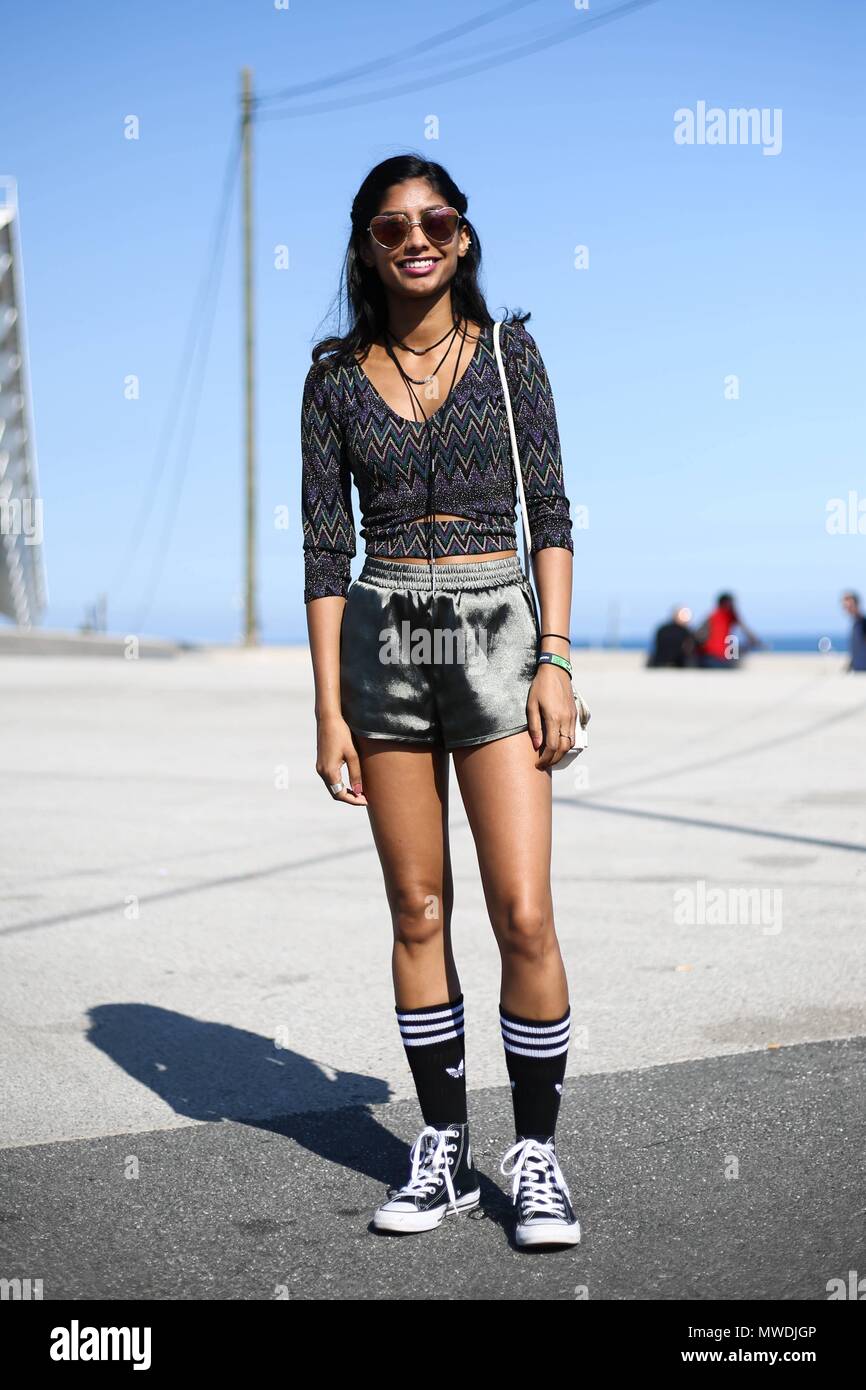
[{"xmin": 695, "ymin": 592, "xmax": 761, "ymax": 667}]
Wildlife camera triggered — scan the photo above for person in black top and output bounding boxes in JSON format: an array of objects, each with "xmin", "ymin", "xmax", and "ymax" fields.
[
  {"xmin": 647, "ymin": 606, "xmax": 696, "ymax": 668},
  {"xmin": 301, "ymin": 154, "xmax": 584, "ymax": 1249}
]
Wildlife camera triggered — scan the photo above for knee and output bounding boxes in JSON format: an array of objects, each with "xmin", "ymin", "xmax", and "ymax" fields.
[
  {"xmin": 497, "ymin": 897, "xmax": 554, "ymax": 962},
  {"xmin": 391, "ymin": 886, "xmax": 447, "ymax": 948}
]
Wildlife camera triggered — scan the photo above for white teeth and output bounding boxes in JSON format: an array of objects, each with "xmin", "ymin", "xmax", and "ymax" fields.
[{"xmin": 401, "ymin": 259, "xmax": 435, "ymax": 268}]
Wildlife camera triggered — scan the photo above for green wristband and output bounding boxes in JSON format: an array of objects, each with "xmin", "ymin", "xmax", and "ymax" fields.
[{"xmin": 537, "ymin": 651, "xmax": 573, "ymax": 676}]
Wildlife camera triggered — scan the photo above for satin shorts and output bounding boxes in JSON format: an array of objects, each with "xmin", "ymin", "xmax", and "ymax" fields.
[{"xmin": 339, "ymin": 555, "xmax": 541, "ymax": 749}]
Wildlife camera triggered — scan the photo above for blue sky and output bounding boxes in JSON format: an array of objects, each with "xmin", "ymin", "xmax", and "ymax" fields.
[{"xmin": 3, "ymin": 0, "xmax": 864, "ymax": 643}]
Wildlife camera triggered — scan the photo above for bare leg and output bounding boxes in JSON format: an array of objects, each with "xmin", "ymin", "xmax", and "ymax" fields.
[
  {"xmin": 355, "ymin": 736, "xmax": 458, "ymax": 1008},
  {"xmin": 452, "ymin": 730, "xmax": 568, "ymax": 1018}
]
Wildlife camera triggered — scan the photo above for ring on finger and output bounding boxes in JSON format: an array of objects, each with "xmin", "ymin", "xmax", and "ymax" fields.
[{"xmin": 328, "ymin": 781, "xmax": 345, "ymax": 796}]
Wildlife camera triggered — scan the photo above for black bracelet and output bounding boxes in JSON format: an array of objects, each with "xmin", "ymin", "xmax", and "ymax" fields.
[
  {"xmin": 540, "ymin": 632, "xmax": 571, "ymax": 644},
  {"xmin": 537, "ymin": 652, "xmax": 573, "ymax": 677}
]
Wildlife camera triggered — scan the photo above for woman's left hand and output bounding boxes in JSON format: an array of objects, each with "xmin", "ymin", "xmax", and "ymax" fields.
[{"xmin": 526, "ymin": 664, "xmax": 576, "ymax": 768}]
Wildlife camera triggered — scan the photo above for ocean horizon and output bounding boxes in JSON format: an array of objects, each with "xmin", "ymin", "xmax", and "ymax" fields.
[{"xmin": 252, "ymin": 632, "xmax": 852, "ymax": 655}]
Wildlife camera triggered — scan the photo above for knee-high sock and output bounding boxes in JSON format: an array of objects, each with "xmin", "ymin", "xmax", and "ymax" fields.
[
  {"xmin": 499, "ymin": 1002, "xmax": 570, "ymax": 1142},
  {"xmin": 395, "ymin": 994, "xmax": 467, "ymax": 1128}
]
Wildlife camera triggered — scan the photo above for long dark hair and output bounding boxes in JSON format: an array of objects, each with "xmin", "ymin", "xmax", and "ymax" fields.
[{"xmin": 311, "ymin": 153, "xmax": 528, "ymax": 367}]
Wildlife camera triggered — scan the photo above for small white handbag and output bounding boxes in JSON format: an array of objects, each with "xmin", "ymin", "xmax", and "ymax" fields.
[{"xmin": 492, "ymin": 318, "xmax": 590, "ymax": 765}]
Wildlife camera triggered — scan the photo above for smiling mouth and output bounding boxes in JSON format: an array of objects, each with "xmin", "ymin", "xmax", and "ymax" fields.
[{"xmin": 396, "ymin": 257, "xmax": 440, "ymax": 272}]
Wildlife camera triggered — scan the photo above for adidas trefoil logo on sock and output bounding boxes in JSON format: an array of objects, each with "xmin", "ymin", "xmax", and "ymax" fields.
[
  {"xmin": 445, "ymin": 1058, "xmax": 464, "ymax": 1079},
  {"xmin": 554, "ymin": 1083, "xmax": 563, "ymax": 1094}
]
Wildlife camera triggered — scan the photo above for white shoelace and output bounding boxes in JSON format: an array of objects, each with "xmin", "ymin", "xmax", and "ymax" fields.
[
  {"xmin": 500, "ymin": 1137, "xmax": 573, "ymax": 1220},
  {"xmin": 388, "ymin": 1125, "xmax": 460, "ymax": 1214}
]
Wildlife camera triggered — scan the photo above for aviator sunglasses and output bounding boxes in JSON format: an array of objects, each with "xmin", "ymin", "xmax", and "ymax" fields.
[{"xmin": 367, "ymin": 205, "xmax": 462, "ymax": 251}]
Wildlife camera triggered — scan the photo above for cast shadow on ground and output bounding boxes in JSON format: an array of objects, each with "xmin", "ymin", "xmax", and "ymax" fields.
[{"xmin": 85, "ymin": 1003, "xmax": 514, "ymax": 1235}]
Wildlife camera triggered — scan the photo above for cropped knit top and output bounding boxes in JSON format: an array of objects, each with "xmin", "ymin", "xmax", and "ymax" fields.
[{"xmin": 300, "ymin": 317, "xmax": 574, "ymax": 602}]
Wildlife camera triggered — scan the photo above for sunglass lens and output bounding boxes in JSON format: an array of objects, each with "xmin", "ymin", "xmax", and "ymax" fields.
[
  {"xmin": 370, "ymin": 215, "xmax": 407, "ymax": 249},
  {"xmin": 422, "ymin": 209, "xmax": 459, "ymax": 243}
]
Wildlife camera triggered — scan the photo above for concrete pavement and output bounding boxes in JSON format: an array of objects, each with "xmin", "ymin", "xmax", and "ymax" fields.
[{"xmin": 1, "ymin": 647, "xmax": 864, "ymax": 1298}]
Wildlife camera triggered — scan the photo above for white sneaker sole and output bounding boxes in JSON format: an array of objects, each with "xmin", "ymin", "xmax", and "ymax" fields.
[
  {"xmin": 516, "ymin": 1218, "xmax": 581, "ymax": 1248},
  {"xmin": 371, "ymin": 1186, "xmax": 481, "ymax": 1234}
]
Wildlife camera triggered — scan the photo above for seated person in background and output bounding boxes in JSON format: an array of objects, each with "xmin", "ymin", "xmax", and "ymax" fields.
[
  {"xmin": 647, "ymin": 606, "xmax": 696, "ymax": 667},
  {"xmin": 694, "ymin": 592, "xmax": 761, "ymax": 668}
]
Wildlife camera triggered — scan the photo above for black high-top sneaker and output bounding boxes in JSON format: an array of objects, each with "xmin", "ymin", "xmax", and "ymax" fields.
[
  {"xmin": 499, "ymin": 1135, "xmax": 581, "ymax": 1248},
  {"xmin": 371, "ymin": 1123, "xmax": 480, "ymax": 1234}
]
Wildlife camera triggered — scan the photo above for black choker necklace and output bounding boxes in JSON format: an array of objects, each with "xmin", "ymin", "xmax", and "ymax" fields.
[
  {"xmin": 386, "ymin": 320, "xmax": 462, "ymax": 385},
  {"xmin": 385, "ymin": 317, "xmax": 459, "ymax": 356}
]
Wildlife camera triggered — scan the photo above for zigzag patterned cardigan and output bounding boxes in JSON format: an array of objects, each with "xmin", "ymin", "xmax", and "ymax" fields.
[{"xmin": 300, "ymin": 317, "xmax": 574, "ymax": 602}]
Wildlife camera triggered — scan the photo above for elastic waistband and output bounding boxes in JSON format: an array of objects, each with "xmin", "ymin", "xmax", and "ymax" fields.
[{"xmin": 358, "ymin": 555, "xmax": 525, "ymax": 592}]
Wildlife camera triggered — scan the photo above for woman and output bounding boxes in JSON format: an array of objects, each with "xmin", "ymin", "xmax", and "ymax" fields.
[{"xmin": 301, "ymin": 154, "xmax": 583, "ymax": 1249}]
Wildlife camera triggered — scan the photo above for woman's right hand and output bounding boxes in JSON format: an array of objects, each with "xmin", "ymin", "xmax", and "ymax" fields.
[{"xmin": 316, "ymin": 713, "xmax": 367, "ymax": 806}]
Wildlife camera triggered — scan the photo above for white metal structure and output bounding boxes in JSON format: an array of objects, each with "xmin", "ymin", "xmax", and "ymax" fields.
[{"xmin": 0, "ymin": 177, "xmax": 47, "ymax": 625}]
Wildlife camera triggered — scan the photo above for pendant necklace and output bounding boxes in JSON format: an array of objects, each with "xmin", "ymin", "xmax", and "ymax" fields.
[
  {"xmin": 383, "ymin": 320, "xmax": 461, "ymax": 385},
  {"xmin": 386, "ymin": 321, "xmax": 469, "ymax": 596}
]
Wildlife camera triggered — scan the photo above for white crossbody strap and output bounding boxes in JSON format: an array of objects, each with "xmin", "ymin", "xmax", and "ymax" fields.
[
  {"xmin": 493, "ymin": 318, "xmax": 532, "ymax": 579},
  {"xmin": 493, "ymin": 319, "xmax": 590, "ymax": 754}
]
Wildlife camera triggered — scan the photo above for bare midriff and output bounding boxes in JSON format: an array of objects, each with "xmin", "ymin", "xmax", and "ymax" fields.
[{"xmin": 376, "ymin": 514, "xmax": 517, "ymax": 564}]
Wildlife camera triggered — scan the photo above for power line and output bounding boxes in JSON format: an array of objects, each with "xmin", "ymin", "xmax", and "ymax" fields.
[
  {"xmin": 110, "ymin": 127, "xmax": 241, "ymax": 609},
  {"xmin": 255, "ymin": 0, "xmax": 662, "ymax": 121},
  {"xmin": 255, "ymin": 0, "xmax": 545, "ymax": 105},
  {"xmin": 125, "ymin": 128, "xmax": 240, "ymax": 631}
]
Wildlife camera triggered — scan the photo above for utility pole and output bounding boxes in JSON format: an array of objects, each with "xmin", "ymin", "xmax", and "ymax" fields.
[{"xmin": 241, "ymin": 67, "xmax": 258, "ymax": 646}]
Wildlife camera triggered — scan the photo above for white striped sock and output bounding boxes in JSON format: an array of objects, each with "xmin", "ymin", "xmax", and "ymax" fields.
[
  {"xmin": 499, "ymin": 1006, "xmax": 570, "ymax": 1059},
  {"xmin": 396, "ymin": 997, "xmax": 465, "ymax": 1048}
]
